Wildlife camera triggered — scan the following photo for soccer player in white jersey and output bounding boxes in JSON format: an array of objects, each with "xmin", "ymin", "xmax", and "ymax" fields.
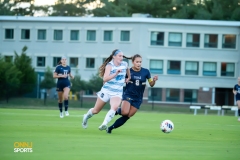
[{"xmin": 82, "ymin": 49, "xmax": 131, "ymax": 130}]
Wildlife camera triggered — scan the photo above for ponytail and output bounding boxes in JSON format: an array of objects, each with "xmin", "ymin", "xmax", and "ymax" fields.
[
  {"xmin": 57, "ymin": 60, "xmax": 62, "ymax": 65},
  {"xmin": 99, "ymin": 49, "xmax": 117, "ymax": 77}
]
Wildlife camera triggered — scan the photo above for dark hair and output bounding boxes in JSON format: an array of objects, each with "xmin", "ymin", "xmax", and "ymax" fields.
[
  {"xmin": 57, "ymin": 60, "xmax": 62, "ymax": 65},
  {"xmin": 131, "ymin": 54, "xmax": 142, "ymax": 62},
  {"xmin": 99, "ymin": 49, "xmax": 132, "ymax": 77}
]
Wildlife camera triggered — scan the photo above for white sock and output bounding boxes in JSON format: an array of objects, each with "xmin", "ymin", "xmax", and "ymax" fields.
[
  {"xmin": 86, "ymin": 108, "xmax": 94, "ymax": 119},
  {"xmin": 102, "ymin": 109, "xmax": 115, "ymax": 125}
]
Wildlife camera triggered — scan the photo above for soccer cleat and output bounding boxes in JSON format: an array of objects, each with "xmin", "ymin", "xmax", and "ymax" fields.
[
  {"xmin": 60, "ymin": 112, "xmax": 64, "ymax": 118},
  {"xmin": 82, "ymin": 114, "xmax": 88, "ymax": 129},
  {"xmin": 98, "ymin": 124, "xmax": 108, "ymax": 131},
  {"xmin": 65, "ymin": 111, "xmax": 69, "ymax": 116},
  {"xmin": 106, "ymin": 127, "xmax": 112, "ymax": 134}
]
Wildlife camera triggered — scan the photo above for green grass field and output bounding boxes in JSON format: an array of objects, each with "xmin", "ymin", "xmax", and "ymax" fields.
[{"xmin": 0, "ymin": 108, "xmax": 239, "ymax": 160}]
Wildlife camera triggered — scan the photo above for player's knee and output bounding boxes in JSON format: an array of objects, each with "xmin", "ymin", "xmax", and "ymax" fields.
[{"xmin": 92, "ymin": 109, "xmax": 100, "ymax": 114}]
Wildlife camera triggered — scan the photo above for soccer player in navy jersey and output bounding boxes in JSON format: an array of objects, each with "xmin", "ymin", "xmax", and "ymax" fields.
[
  {"xmin": 106, "ymin": 54, "xmax": 158, "ymax": 134},
  {"xmin": 53, "ymin": 56, "xmax": 74, "ymax": 118},
  {"xmin": 233, "ymin": 76, "xmax": 240, "ymax": 121}
]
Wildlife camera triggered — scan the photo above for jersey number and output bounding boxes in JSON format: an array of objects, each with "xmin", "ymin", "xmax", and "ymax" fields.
[{"xmin": 135, "ymin": 80, "xmax": 139, "ymax": 86}]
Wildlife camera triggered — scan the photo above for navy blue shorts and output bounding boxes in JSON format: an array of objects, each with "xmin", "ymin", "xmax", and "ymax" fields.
[
  {"xmin": 122, "ymin": 95, "xmax": 142, "ymax": 109},
  {"xmin": 56, "ymin": 80, "xmax": 70, "ymax": 92}
]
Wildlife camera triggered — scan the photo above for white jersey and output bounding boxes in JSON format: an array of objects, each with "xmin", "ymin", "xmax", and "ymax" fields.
[{"xmin": 101, "ymin": 60, "xmax": 128, "ymax": 96}]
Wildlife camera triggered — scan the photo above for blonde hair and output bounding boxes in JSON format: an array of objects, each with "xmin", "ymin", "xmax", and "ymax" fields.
[{"xmin": 99, "ymin": 49, "xmax": 132, "ymax": 77}]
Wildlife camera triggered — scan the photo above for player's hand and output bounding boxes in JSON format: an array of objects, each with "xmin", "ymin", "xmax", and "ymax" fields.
[
  {"xmin": 153, "ymin": 75, "xmax": 158, "ymax": 82},
  {"xmin": 233, "ymin": 91, "xmax": 237, "ymax": 95},
  {"xmin": 70, "ymin": 75, "xmax": 74, "ymax": 79},
  {"xmin": 125, "ymin": 77, "xmax": 130, "ymax": 83},
  {"xmin": 116, "ymin": 69, "xmax": 122, "ymax": 75},
  {"xmin": 62, "ymin": 74, "xmax": 67, "ymax": 78}
]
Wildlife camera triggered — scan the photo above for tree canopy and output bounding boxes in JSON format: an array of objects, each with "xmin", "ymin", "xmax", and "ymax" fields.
[{"xmin": 0, "ymin": 0, "xmax": 239, "ymax": 21}]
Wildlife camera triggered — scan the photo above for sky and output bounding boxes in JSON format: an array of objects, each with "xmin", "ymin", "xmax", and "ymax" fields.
[{"xmin": 34, "ymin": 0, "xmax": 57, "ymax": 6}]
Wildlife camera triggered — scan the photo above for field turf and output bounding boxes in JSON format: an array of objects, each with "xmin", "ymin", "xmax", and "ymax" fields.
[{"xmin": 0, "ymin": 108, "xmax": 239, "ymax": 160}]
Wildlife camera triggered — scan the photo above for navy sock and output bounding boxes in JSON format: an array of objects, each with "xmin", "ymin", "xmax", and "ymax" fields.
[
  {"xmin": 238, "ymin": 109, "xmax": 240, "ymax": 116},
  {"xmin": 64, "ymin": 100, "xmax": 68, "ymax": 111},
  {"xmin": 58, "ymin": 103, "xmax": 63, "ymax": 112},
  {"xmin": 115, "ymin": 107, "xmax": 122, "ymax": 115},
  {"xmin": 109, "ymin": 116, "xmax": 129, "ymax": 130}
]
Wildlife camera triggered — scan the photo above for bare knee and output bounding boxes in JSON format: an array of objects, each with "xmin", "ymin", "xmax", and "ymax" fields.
[{"xmin": 92, "ymin": 108, "xmax": 100, "ymax": 114}]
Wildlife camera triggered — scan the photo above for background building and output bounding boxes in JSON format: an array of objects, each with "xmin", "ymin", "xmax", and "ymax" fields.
[{"xmin": 0, "ymin": 16, "xmax": 239, "ymax": 106}]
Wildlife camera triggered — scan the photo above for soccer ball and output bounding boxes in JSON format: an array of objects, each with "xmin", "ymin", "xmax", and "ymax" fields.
[{"xmin": 160, "ymin": 120, "xmax": 174, "ymax": 133}]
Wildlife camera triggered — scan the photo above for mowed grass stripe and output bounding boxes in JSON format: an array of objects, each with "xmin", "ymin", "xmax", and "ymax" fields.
[{"xmin": 0, "ymin": 108, "xmax": 239, "ymax": 160}]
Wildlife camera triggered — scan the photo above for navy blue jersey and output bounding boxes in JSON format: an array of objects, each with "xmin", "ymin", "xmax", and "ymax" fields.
[
  {"xmin": 233, "ymin": 84, "xmax": 240, "ymax": 100},
  {"xmin": 54, "ymin": 65, "xmax": 71, "ymax": 81},
  {"xmin": 123, "ymin": 67, "xmax": 151, "ymax": 100}
]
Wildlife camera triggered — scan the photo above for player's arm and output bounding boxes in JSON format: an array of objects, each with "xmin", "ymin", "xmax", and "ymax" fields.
[
  {"xmin": 68, "ymin": 68, "xmax": 74, "ymax": 79},
  {"xmin": 233, "ymin": 86, "xmax": 237, "ymax": 95},
  {"xmin": 103, "ymin": 65, "xmax": 121, "ymax": 83},
  {"xmin": 53, "ymin": 66, "xmax": 66, "ymax": 78},
  {"xmin": 148, "ymin": 75, "xmax": 158, "ymax": 87},
  {"xmin": 125, "ymin": 68, "xmax": 131, "ymax": 83}
]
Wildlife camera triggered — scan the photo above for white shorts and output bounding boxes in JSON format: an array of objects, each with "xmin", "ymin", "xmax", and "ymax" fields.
[{"xmin": 97, "ymin": 90, "xmax": 122, "ymax": 102}]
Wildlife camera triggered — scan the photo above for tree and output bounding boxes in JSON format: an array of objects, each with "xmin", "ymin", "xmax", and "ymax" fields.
[
  {"xmin": 87, "ymin": 72, "xmax": 103, "ymax": 92},
  {"xmin": 14, "ymin": 46, "xmax": 36, "ymax": 96},
  {"xmin": 0, "ymin": 0, "xmax": 15, "ymax": 15},
  {"xmin": 11, "ymin": 0, "xmax": 36, "ymax": 16},
  {"xmin": 40, "ymin": 66, "xmax": 56, "ymax": 91},
  {"xmin": 70, "ymin": 71, "xmax": 87, "ymax": 94},
  {"xmin": 0, "ymin": 54, "xmax": 21, "ymax": 102},
  {"xmin": 50, "ymin": 0, "xmax": 87, "ymax": 16}
]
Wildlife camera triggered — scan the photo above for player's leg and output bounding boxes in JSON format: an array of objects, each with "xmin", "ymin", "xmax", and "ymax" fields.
[
  {"xmin": 237, "ymin": 100, "xmax": 240, "ymax": 121},
  {"xmin": 99, "ymin": 96, "xmax": 121, "ymax": 130},
  {"xmin": 106, "ymin": 100, "xmax": 131, "ymax": 133},
  {"xmin": 107, "ymin": 105, "xmax": 137, "ymax": 134},
  {"xmin": 82, "ymin": 96, "xmax": 106, "ymax": 129},
  {"xmin": 63, "ymin": 87, "xmax": 70, "ymax": 116},
  {"xmin": 58, "ymin": 91, "xmax": 64, "ymax": 118}
]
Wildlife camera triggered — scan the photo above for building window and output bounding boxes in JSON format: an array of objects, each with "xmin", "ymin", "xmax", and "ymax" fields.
[
  {"xmin": 120, "ymin": 31, "xmax": 130, "ymax": 41},
  {"xmin": 148, "ymin": 88, "xmax": 162, "ymax": 101},
  {"xmin": 166, "ymin": 88, "xmax": 180, "ymax": 102},
  {"xmin": 151, "ymin": 31, "xmax": 164, "ymax": 46},
  {"xmin": 4, "ymin": 56, "xmax": 13, "ymax": 62},
  {"xmin": 70, "ymin": 57, "xmax": 78, "ymax": 68},
  {"xmin": 54, "ymin": 30, "xmax": 63, "ymax": 40},
  {"xmin": 203, "ymin": 62, "xmax": 217, "ymax": 76},
  {"xmin": 86, "ymin": 58, "xmax": 95, "ymax": 68},
  {"xmin": 102, "ymin": 58, "xmax": 106, "ymax": 63},
  {"xmin": 38, "ymin": 29, "xmax": 46, "ymax": 40},
  {"xmin": 222, "ymin": 34, "xmax": 236, "ymax": 49},
  {"xmin": 70, "ymin": 30, "xmax": 79, "ymax": 41},
  {"xmin": 184, "ymin": 89, "xmax": 197, "ymax": 102},
  {"xmin": 168, "ymin": 32, "xmax": 182, "ymax": 47},
  {"xmin": 87, "ymin": 30, "xmax": 96, "ymax": 41},
  {"xmin": 37, "ymin": 57, "xmax": 46, "ymax": 67},
  {"xmin": 186, "ymin": 33, "xmax": 200, "ymax": 47},
  {"xmin": 104, "ymin": 30, "xmax": 113, "ymax": 41},
  {"xmin": 221, "ymin": 63, "xmax": 234, "ymax": 77},
  {"xmin": 5, "ymin": 29, "xmax": 14, "ymax": 39},
  {"xmin": 167, "ymin": 61, "xmax": 181, "ymax": 74},
  {"xmin": 185, "ymin": 61, "xmax": 198, "ymax": 75},
  {"xmin": 204, "ymin": 34, "xmax": 218, "ymax": 48},
  {"xmin": 53, "ymin": 57, "xmax": 61, "ymax": 67},
  {"xmin": 150, "ymin": 60, "xmax": 163, "ymax": 74},
  {"xmin": 21, "ymin": 29, "xmax": 30, "ymax": 40}
]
